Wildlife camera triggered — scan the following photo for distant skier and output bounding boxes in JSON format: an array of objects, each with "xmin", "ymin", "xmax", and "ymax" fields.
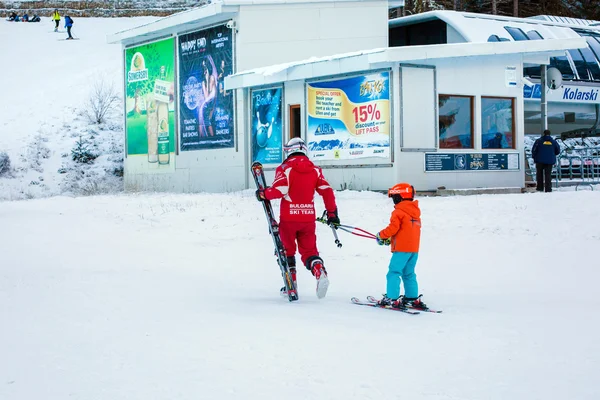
[
  {"xmin": 64, "ymin": 15, "xmax": 74, "ymax": 39},
  {"xmin": 375, "ymin": 183, "xmax": 428, "ymax": 310},
  {"xmin": 255, "ymin": 137, "xmax": 339, "ymax": 299},
  {"xmin": 51, "ymin": 9, "xmax": 60, "ymax": 32}
]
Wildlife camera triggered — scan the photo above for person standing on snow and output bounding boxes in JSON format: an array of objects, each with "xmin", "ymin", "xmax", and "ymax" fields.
[
  {"xmin": 64, "ymin": 15, "xmax": 74, "ymax": 40},
  {"xmin": 51, "ymin": 9, "xmax": 60, "ymax": 32},
  {"xmin": 531, "ymin": 129, "xmax": 560, "ymax": 193},
  {"xmin": 255, "ymin": 137, "xmax": 339, "ymax": 299},
  {"xmin": 375, "ymin": 183, "xmax": 428, "ymax": 310}
]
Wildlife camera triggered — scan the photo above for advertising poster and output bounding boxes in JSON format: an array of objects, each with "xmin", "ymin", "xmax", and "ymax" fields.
[
  {"xmin": 125, "ymin": 38, "xmax": 176, "ymax": 171},
  {"xmin": 251, "ymin": 88, "xmax": 283, "ymax": 164},
  {"xmin": 179, "ymin": 25, "xmax": 234, "ymax": 151},
  {"xmin": 307, "ymin": 71, "xmax": 390, "ymax": 161}
]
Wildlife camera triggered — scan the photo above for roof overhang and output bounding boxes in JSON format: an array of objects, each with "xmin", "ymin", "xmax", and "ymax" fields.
[
  {"xmin": 107, "ymin": 2, "xmax": 238, "ymax": 45},
  {"xmin": 226, "ymin": 38, "xmax": 587, "ymax": 90}
]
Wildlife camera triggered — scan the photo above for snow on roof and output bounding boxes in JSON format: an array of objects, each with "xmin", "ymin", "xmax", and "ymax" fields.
[
  {"xmin": 108, "ymin": 0, "xmax": 392, "ymax": 45},
  {"xmin": 528, "ymin": 15, "xmax": 600, "ymax": 27},
  {"xmin": 225, "ymin": 37, "xmax": 587, "ymax": 89},
  {"xmin": 389, "ymin": 10, "xmax": 600, "ymax": 43},
  {"xmin": 107, "ymin": 2, "xmax": 233, "ymax": 45}
]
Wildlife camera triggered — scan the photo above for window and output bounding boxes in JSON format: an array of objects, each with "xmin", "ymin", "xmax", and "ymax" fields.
[
  {"xmin": 439, "ymin": 95, "xmax": 474, "ymax": 149},
  {"xmin": 481, "ymin": 97, "xmax": 515, "ymax": 149},
  {"xmin": 487, "ymin": 35, "xmax": 510, "ymax": 42},
  {"xmin": 504, "ymin": 26, "xmax": 528, "ymax": 41},
  {"xmin": 585, "ymin": 37, "xmax": 600, "ymax": 62},
  {"xmin": 526, "ymin": 30, "xmax": 544, "ymax": 40},
  {"xmin": 568, "ymin": 49, "xmax": 590, "ymax": 80},
  {"xmin": 579, "ymin": 47, "xmax": 600, "ymax": 80},
  {"xmin": 523, "ymin": 65, "xmax": 540, "ymax": 78},
  {"xmin": 550, "ymin": 55, "xmax": 576, "ymax": 80}
]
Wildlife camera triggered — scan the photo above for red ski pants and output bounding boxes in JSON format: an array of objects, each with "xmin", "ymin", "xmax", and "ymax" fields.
[{"xmin": 278, "ymin": 220, "xmax": 319, "ymax": 267}]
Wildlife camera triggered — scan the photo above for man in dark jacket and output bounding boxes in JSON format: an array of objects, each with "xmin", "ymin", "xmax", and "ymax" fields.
[{"xmin": 531, "ymin": 129, "xmax": 561, "ymax": 192}]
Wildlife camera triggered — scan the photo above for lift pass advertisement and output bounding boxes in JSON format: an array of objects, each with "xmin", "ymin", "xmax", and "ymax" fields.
[{"xmin": 307, "ymin": 71, "xmax": 390, "ymax": 161}]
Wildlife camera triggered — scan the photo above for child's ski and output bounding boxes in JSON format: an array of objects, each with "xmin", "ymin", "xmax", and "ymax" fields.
[
  {"xmin": 351, "ymin": 297, "xmax": 420, "ymax": 314},
  {"xmin": 252, "ymin": 161, "xmax": 298, "ymax": 302},
  {"xmin": 365, "ymin": 296, "xmax": 443, "ymax": 313}
]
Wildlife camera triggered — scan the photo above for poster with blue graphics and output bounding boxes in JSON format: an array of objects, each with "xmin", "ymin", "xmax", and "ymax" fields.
[
  {"xmin": 251, "ymin": 88, "xmax": 283, "ymax": 164},
  {"xmin": 178, "ymin": 25, "xmax": 234, "ymax": 151},
  {"xmin": 307, "ymin": 71, "xmax": 391, "ymax": 161}
]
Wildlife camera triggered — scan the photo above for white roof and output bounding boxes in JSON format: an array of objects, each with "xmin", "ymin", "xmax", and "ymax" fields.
[
  {"xmin": 225, "ymin": 37, "xmax": 587, "ymax": 89},
  {"xmin": 529, "ymin": 15, "xmax": 600, "ymax": 27},
  {"xmin": 108, "ymin": 0, "xmax": 392, "ymax": 45},
  {"xmin": 389, "ymin": 10, "xmax": 600, "ymax": 43}
]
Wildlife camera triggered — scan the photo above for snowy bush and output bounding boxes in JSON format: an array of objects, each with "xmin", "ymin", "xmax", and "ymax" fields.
[
  {"xmin": 84, "ymin": 78, "xmax": 120, "ymax": 124},
  {"xmin": 72, "ymin": 135, "xmax": 99, "ymax": 164},
  {"xmin": 0, "ymin": 151, "xmax": 11, "ymax": 177},
  {"xmin": 21, "ymin": 134, "xmax": 51, "ymax": 173}
]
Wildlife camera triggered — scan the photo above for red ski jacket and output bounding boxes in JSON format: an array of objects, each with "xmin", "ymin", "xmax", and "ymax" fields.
[{"xmin": 264, "ymin": 155, "xmax": 337, "ymax": 222}]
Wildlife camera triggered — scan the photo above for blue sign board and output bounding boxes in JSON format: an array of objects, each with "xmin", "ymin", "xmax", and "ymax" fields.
[
  {"xmin": 523, "ymin": 84, "xmax": 542, "ymax": 99},
  {"xmin": 425, "ymin": 153, "xmax": 520, "ymax": 172}
]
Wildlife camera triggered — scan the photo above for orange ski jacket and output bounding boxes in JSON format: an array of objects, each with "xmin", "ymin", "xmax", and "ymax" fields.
[{"xmin": 378, "ymin": 200, "xmax": 421, "ymax": 253}]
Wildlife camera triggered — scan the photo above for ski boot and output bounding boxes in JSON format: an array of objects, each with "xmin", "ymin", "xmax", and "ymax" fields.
[
  {"xmin": 377, "ymin": 295, "xmax": 406, "ymax": 309},
  {"xmin": 280, "ymin": 256, "xmax": 297, "ymax": 297},
  {"xmin": 307, "ymin": 256, "xmax": 329, "ymax": 299},
  {"xmin": 401, "ymin": 294, "xmax": 428, "ymax": 310},
  {"xmin": 376, "ymin": 295, "xmax": 393, "ymax": 306}
]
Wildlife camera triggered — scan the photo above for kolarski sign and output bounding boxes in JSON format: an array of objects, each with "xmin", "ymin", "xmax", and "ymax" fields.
[{"xmin": 524, "ymin": 84, "xmax": 600, "ymax": 104}]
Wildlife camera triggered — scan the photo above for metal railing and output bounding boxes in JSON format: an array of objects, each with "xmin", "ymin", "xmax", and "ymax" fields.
[
  {"xmin": 526, "ymin": 146, "xmax": 600, "ymax": 190},
  {"xmin": 556, "ymin": 146, "xmax": 600, "ymax": 190}
]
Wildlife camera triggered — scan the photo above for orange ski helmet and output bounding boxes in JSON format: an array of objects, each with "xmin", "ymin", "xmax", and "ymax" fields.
[{"xmin": 388, "ymin": 183, "xmax": 415, "ymax": 202}]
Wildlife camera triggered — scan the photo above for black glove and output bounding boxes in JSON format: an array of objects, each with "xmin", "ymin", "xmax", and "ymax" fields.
[
  {"xmin": 255, "ymin": 189, "xmax": 266, "ymax": 202},
  {"xmin": 326, "ymin": 209, "xmax": 340, "ymax": 225},
  {"xmin": 376, "ymin": 233, "xmax": 391, "ymax": 246}
]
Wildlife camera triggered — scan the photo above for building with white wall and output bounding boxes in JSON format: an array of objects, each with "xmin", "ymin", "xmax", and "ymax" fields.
[
  {"xmin": 108, "ymin": 2, "xmax": 590, "ymax": 193},
  {"xmin": 388, "ymin": 11, "xmax": 600, "ymax": 138},
  {"xmin": 107, "ymin": 0, "xmax": 389, "ymax": 192},
  {"xmin": 227, "ymin": 38, "xmax": 585, "ymax": 192}
]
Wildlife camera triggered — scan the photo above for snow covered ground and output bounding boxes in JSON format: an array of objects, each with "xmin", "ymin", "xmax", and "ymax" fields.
[
  {"xmin": 1, "ymin": 189, "xmax": 599, "ymax": 400},
  {"xmin": 0, "ymin": 17, "xmax": 156, "ymax": 200}
]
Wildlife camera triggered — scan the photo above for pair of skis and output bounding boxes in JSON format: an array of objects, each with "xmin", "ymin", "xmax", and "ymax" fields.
[
  {"xmin": 252, "ymin": 162, "xmax": 298, "ymax": 302},
  {"xmin": 351, "ymin": 296, "xmax": 442, "ymax": 314}
]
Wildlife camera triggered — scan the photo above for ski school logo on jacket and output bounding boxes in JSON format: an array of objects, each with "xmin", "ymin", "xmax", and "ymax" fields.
[{"xmin": 128, "ymin": 52, "xmax": 148, "ymax": 83}]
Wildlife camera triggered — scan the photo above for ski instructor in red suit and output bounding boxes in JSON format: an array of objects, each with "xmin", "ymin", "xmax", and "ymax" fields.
[{"xmin": 256, "ymin": 137, "xmax": 340, "ymax": 299}]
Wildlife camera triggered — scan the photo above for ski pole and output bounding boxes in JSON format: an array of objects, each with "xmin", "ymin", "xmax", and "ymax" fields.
[
  {"xmin": 317, "ymin": 211, "xmax": 343, "ymax": 247},
  {"xmin": 330, "ymin": 224, "xmax": 342, "ymax": 248},
  {"xmin": 316, "ymin": 212, "xmax": 379, "ymax": 241}
]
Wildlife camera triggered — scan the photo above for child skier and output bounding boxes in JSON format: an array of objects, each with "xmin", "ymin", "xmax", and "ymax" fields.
[
  {"xmin": 375, "ymin": 183, "xmax": 427, "ymax": 310},
  {"xmin": 255, "ymin": 137, "xmax": 339, "ymax": 299}
]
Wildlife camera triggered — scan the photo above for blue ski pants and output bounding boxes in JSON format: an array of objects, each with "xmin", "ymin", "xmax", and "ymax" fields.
[{"xmin": 386, "ymin": 252, "xmax": 419, "ymax": 300}]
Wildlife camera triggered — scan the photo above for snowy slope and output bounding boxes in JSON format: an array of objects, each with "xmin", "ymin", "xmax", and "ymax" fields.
[
  {"xmin": 1, "ymin": 189, "xmax": 599, "ymax": 400},
  {"xmin": 0, "ymin": 17, "xmax": 156, "ymax": 200}
]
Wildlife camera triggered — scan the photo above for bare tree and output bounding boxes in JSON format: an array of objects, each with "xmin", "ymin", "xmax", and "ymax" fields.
[{"xmin": 85, "ymin": 78, "xmax": 120, "ymax": 124}]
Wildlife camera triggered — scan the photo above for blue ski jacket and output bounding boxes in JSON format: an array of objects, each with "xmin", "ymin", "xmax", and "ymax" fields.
[{"xmin": 532, "ymin": 134, "xmax": 560, "ymax": 165}]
